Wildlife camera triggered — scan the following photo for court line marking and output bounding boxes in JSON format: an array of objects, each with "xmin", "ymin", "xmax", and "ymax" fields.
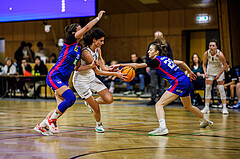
[{"xmin": 70, "ymin": 146, "xmax": 240, "ymax": 158}]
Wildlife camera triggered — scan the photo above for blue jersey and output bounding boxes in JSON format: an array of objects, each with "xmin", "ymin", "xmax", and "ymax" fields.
[
  {"xmin": 48, "ymin": 38, "xmax": 81, "ymax": 81},
  {"xmin": 147, "ymin": 56, "xmax": 190, "ymax": 97}
]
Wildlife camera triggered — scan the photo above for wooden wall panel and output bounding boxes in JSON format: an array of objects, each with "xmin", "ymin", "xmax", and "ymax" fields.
[
  {"xmin": 0, "ymin": 23, "xmax": 3, "ymax": 37},
  {"xmin": 124, "ymin": 13, "xmax": 138, "ymax": 37},
  {"xmin": 169, "ymin": 10, "xmax": 185, "ymax": 35},
  {"xmin": 24, "ymin": 21, "xmax": 35, "ymax": 41},
  {"xmin": 110, "ymin": 14, "xmax": 125, "ymax": 37},
  {"xmin": 138, "ymin": 12, "xmax": 153, "ymax": 36},
  {"xmin": 35, "ymin": 21, "xmax": 46, "ymax": 41},
  {"xmin": 13, "ymin": 22, "xmax": 24, "ymax": 41},
  {"xmin": 3, "ymin": 23, "xmax": 14, "ymax": 41},
  {"xmin": 153, "ymin": 11, "xmax": 169, "ymax": 34},
  {"xmin": 98, "ymin": 16, "xmax": 111, "ymax": 37},
  {"xmin": 168, "ymin": 35, "xmax": 182, "ymax": 60}
]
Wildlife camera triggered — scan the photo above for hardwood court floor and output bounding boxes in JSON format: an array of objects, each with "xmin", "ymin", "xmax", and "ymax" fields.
[{"xmin": 0, "ymin": 97, "xmax": 240, "ymax": 159}]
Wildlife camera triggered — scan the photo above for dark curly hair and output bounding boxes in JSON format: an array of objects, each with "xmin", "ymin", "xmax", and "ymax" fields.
[{"xmin": 83, "ymin": 27, "xmax": 106, "ymax": 46}]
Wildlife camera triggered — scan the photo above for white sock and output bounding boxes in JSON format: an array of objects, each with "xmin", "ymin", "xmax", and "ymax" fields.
[
  {"xmin": 96, "ymin": 121, "xmax": 102, "ymax": 126},
  {"xmin": 202, "ymin": 115, "xmax": 209, "ymax": 123},
  {"xmin": 159, "ymin": 119, "xmax": 166, "ymax": 128},
  {"xmin": 205, "ymin": 103, "xmax": 209, "ymax": 108},
  {"xmin": 39, "ymin": 119, "xmax": 47, "ymax": 127},
  {"xmin": 223, "ymin": 104, "xmax": 227, "ymax": 109},
  {"xmin": 50, "ymin": 109, "xmax": 60, "ymax": 120}
]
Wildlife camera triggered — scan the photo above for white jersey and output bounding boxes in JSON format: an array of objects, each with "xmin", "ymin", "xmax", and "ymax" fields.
[
  {"xmin": 206, "ymin": 49, "xmax": 223, "ymax": 75},
  {"xmin": 73, "ymin": 46, "xmax": 99, "ymax": 82}
]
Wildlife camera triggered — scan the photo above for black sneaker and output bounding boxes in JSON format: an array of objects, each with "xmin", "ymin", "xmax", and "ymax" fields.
[{"xmin": 147, "ymin": 100, "xmax": 156, "ymax": 105}]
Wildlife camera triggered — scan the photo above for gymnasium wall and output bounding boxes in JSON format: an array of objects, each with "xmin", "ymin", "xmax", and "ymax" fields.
[
  {"xmin": 0, "ymin": 7, "xmax": 218, "ymax": 63},
  {"xmin": 98, "ymin": 7, "xmax": 218, "ymax": 62}
]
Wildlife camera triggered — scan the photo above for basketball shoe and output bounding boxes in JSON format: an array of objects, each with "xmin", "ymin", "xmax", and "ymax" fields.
[
  {"xmin": 148, "ymin": 127, "xmax": 168, "ymax": 136},
  {"xmin": 34, "ymin": 124, "xmax": 53, "ymax": 136},
  {"xmin": 46, "ymin": 116, "xmax": 59, "ymax": 133},
  {"xmin": 201, "ymin": 106, "xmax": 210, "ymax": 114},
  {"xmin": 95, "ymin": 123, "xmax": 105, "ymax": 133},
  {"xmin": 200, "ymin": 120, "xmax": 214, "ymax": 128}
]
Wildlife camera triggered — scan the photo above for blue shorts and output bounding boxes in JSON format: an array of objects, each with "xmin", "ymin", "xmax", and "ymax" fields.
[
  {"xmin": 167, "ymin": 75, "xmax": 191, "ymax": 97},
  {"xmin": 46, "ymin": 70, "xmax": 69, "ymax": 91}
]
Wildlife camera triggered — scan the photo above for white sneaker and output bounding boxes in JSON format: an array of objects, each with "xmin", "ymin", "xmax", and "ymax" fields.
[
  {"xmin": 34, "ymin": 124, "xmax": 53, "ymax": 136},
  {"xmin": 84, "ymin": 101, "xmax": 93, "ymax": 113},
  {"xmin": 222, "ymin": 107, "xmax": 229, "ymax": 114},
  {"xmin": 148, "ymin": 127, "xmax": 168, "ymax": 136},
  {"xmin": 95, "ymin": 123, "xmax": 105, "ymax": 133},
  {"xmin": 201, "ymin": 106, "xmax": 210, "ymax": 114},
  {"xmin": 46, "ymin": 117, "xmax": 60, "ymax": 133},
  {"xmin": 200, "ymin": 120, "xmax": 214, "ymax": 128}
]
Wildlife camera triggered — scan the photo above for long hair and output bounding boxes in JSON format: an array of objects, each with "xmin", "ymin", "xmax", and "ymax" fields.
[
  {"xmin": 154, "ymin": 37, "xmax": 168, "ymax": 57},
  {"xmin": 151, "ymin": 43, "xmax": 163, "ymax": 56},
  {"xmin": 64, "ymin": 23, "xmax": 80, "ymax": 37},
  {"xmin": 190, "ymin": 53, "xmax": 201, "ymax": 69},
  {"xmin": 83, "ymin": 27, "xmax": 106, "ymax": 46}
]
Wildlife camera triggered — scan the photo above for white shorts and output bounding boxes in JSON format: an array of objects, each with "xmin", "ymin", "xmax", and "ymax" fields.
[
  {"xmin": 207, "ymin": 72, "xmax": 225, "ymax": 82},
  {"xmin": 73, "ymin": 77, "xmax": 107, "ymax": 99}
]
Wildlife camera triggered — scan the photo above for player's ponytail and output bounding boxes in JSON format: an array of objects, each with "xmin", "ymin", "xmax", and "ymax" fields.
[{"xmin": 65, "ymin": 23, "xmax": 80, "ymax": 37}]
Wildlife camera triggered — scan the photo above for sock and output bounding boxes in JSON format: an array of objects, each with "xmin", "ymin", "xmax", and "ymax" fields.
[
  {"xmin": 223, "ymin": 104, "xmax": 227, "ymax": 109},
  {"xmin": 205, "ymin": 103, "xmax": 209, "ymax": 108},
  {"xmin": 39, "ymin": 119, "xmax": 47, "ymax": 127},
  {"xmin": 159, "ymin": 119, "xmax": 166, "ymax": 128},
  {"xmin": 202, "ymin": 115, "xmax": 209, "ymax": 123},
  {"xmin": 50, "ymin": 109, "xmax": 60, "ymax": 120},
  {"xmin": 96, "ymin": 121, "xmax": 102, "ymax": 126}
]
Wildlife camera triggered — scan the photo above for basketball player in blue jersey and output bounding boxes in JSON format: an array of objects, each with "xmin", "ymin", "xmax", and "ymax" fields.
[
  {"xmin": 111, "ymin": 43, "xmax": 213, "ymax": 136},
  {"xmin": 34, "ymin": 10, "xmax": 106, "ymax": 136}
]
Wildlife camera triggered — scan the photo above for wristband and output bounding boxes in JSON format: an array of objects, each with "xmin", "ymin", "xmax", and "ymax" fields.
[{"xmin": 96, "ymin": 17, "xmax": 100, "ymax": 21}]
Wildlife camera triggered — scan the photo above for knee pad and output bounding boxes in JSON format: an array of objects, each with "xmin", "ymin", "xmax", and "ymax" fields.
[
  {"xmin": 205, "ymin": 85, "xmax": 212, "ymax": 99},
  {"xmin": 218, "ymin": 85, "xmax": 226, "ymax": 99},
  {"xmin": 58, "ymin": 89, "xmax": 76, "ymax": 113}
]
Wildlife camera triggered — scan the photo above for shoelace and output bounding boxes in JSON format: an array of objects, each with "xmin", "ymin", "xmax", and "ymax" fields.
[{"xmin": 50, "ymin": 119, "xmax": 58, "ymax": 127}]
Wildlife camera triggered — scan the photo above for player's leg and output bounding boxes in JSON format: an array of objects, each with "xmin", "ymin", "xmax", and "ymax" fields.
[
  {"xmin": 46, "ymin": 86, "xmax": 76, "ymax": 133},
  {"xmin": 217, "ymin": 80, "xmax": 228, "ymax": 114},
  {"xmin": 148, "ymin": 91, "xmax": 178, "ymax": 136},
  {"xmin": 84, "ymin": 96, "xmax": 105, "ymax": 132},
  {"xmin": 180, "ymin": 95, "xmax": 213, "ymax": 128},
  {"xmin": 202, "ymin": 78, "xmax": 214, "ymax": 113}
]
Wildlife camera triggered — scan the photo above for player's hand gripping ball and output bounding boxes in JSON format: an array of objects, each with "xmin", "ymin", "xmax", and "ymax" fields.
[{"xmin": 121, "ymin": 66, "xmax": 135, "ymax": 82}]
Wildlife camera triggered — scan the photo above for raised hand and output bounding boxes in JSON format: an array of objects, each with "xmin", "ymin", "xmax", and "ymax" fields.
[{"xmin": 98, "ymin": 10, "xmax": 106, "ymax": 19}]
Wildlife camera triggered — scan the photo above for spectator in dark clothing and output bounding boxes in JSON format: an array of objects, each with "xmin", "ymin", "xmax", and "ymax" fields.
[
  {"xmin": 19, "ymin": 58, "xmax": 32, "ymax": 75},
  {"xmin": 189, "ymin": 53, "xmax": 205, "ymax": 106},
  {"xmin": 14, "ymin": 41, "xmax": 35, "ymax": 72},
  {"xmin": 123, "ymin": 53, "xmax": 147, "ymax": 95},
  {"xmin": 224, "ymin": 61, "xmax": 238, "ymax": 106},
  {"xmin": 146, "ymin": 31, "xmax": 173, "ymax": 105},
  {"xmin": 26, "ymin": 56, "xmax": 48, "ymax": 97},
  {"xmin": 50, "ymin": 53, "xmax": 57, "ymax": 63}
]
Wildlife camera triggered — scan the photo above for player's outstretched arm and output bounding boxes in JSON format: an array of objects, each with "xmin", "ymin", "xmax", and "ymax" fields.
[
  {"xmin": 174, "ymin": 60, "xmax": 197, "ymax": 81},
  {"xmin": 75, "ymin": 10, "xmax": 105, "ymax": 39},
  {"xmin": 110, "ymin": 63, "xmax": 147, "ymax": 70}
]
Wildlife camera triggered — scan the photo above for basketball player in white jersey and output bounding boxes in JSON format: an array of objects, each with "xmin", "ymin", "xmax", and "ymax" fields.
[
  {"xmin": 201, "ymin": 39, "xmax": 228, "ymax": 114},
  {"xmin": 73, "ymin": 28, "xmax": 123, "ymax": 132}
]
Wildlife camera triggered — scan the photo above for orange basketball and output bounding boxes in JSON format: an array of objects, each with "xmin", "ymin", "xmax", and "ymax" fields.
[{"xmin": 121, "ymin": 66, "xmax": 135, "ymax": 82}]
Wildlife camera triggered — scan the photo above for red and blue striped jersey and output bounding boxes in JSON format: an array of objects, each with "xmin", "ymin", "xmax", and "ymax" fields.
[
  {"xmin": 147, "ymin": 56, "xmax": 185, "ymax": 85},
  {"xmin": 49, "ymin": 34, "xmax": 81, "ymax": 81}
]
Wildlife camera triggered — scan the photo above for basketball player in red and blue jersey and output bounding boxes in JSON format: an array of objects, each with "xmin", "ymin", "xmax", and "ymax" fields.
[
  {"xmin": 34, "ymin": 10, "xmax": 106, "ymax": 136},
  {"xmin": 111, "ymin": 43, "xmax": 214, "ymax": 136}
]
